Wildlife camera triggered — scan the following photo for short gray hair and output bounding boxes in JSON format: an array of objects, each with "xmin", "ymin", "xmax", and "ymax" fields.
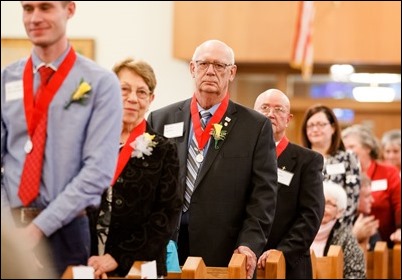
[
  {"xmin": 342, "ymin": 124, "xmax": 381, "ymax": 159},
  {"xmin": 381, "ymin": 129, "xmax": 401, "ymax": 147}
]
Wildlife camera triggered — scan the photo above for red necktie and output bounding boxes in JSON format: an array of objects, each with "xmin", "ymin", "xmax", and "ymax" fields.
[{"xmin": 18, "ymin": 66, "xmax": 54, "ymax": 206}]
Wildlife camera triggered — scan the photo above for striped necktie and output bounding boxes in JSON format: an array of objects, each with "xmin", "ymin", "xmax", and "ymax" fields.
[{"xmin": 183, "ymin": 110, "xmax": 211, "ymax": 212}]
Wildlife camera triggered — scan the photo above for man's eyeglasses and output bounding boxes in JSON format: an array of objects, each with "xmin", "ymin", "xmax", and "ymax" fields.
[
  {"xmin": 195, "ymin": 60, "xmax": 232, "ymax": 72},
  {"xmin": 306, "ymin": 122, "xmax": 330, "ymax": 130},
  {"xmin": 259, "ymin": 105, "xmax": 287, "ymax": 115},
  {"xmin": 121, "ymin": 85, "xmax": 151, "ymax": 100}
]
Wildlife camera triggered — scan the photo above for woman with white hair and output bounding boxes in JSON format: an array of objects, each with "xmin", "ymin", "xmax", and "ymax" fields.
[{"xmin": 311, "ymin": 181, "xmax": 365, "ymax": 279}]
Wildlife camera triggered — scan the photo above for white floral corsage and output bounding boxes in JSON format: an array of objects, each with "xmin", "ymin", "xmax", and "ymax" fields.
[
  {"xmin": 210, "ymin": 123, "xmax": 227, "ymax": 149},
  {"xmin": 64, "ymin": 78, "xmax": 92, "ymax": 109},
  {"xmin": 130, "ymin": 133, "xmax": 158, "ymax": 158}
]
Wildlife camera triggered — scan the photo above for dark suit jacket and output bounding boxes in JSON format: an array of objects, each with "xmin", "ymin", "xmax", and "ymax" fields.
[
  {"xmin": 148, "ymin": 99, "xmax": 278, "ymax": 267},
  {"xmin": 95, "ymin": 124, "xmax": 182, "ymax": 277},
  {"xmin": 267, "ymin": 142, "xmax": 324, "ymax": 279}
]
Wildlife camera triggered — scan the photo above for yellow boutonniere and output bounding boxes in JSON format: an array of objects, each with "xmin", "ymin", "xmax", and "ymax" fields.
[
  {"xmin": 64, "ymin": 79, "xmax": 92, "ymax": 109},
  {"xmin": 210, "ymin": 123, "xmax": 227, "ymax": 149}
]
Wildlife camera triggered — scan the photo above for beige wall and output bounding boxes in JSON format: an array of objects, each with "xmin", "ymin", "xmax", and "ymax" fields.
[
  {"xmin": 1, "ymin": 1, "xmax": 193, "ymax": 111},
  {"xmin": 173, "ymin": 2, "xmax": 401, "ymax": 64}
]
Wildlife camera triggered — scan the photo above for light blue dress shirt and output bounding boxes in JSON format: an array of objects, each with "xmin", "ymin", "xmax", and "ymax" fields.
[{"xmin": 1, "ymin": 47, "xmax": 123, "ymax": 236}]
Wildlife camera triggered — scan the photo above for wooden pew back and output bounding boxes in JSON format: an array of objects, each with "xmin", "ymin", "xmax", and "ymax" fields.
[
  {"xmin": 311, "ymin": 245, "xmax": 343, "ymax": 279},
  {"xmin": 256, "ymin": 250, "xmax": 286, "ymax": 279},
  {"xmin": 366, "ymin": 241, "xmax": 388, "ymax": 279},
  {"xmin": 62, "ymin": 251, "xmax": 287, "ymax": 279},
  {"xmin": 128, "ymin": 253, "xmax": 247, "ymax": 279},
  {"xmin": 389, "ymin": 243, "xmax": 401, "ymax": 279}
]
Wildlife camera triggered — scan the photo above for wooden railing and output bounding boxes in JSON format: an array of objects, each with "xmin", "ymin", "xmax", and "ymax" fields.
[
  {"xmin": 61, "ymin": 242, "xmax": 399, "ymax": 279},
  {"xmin": 127, "ymin": 253, "xmax": 247, "ymax": 279}
]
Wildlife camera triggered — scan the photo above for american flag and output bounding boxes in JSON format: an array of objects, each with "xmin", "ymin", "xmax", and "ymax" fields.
[{"xmin": 291, "ymin": 1, "xmax": 315, "ymax": 80}]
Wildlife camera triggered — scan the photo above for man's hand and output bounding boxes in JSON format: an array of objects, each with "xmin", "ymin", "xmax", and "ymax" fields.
[
  {"xmin": 257, "ymin": 249, "xmax": 279, "ymax": 270},
  {"xmin": 234, "ymin": 246, "xmax": 256, "ymax": 279}
]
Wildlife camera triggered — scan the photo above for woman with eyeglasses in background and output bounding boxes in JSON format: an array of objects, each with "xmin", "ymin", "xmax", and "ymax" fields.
[{"xmin": 301, "ymin": 104, "xmax": 360, "ymax": 227}]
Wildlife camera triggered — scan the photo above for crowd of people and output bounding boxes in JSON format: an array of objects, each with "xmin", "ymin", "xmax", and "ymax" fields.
[{"xmin": 1, "ymin": 1, "xmax": 400, "ymax": 279}]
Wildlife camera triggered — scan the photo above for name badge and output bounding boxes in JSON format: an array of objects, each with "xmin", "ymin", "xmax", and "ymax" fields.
[
  {"xmin": 278, "ymin": 168, "xmax": 294, "ymax": 186},
  {"xmin": 163, "ymin": 122, "xmax": 184, "ymax": 138},
  {"xmin": 326, "ymin": 163, "xmax": 346, "ymax": 175},
  {"xmin": 5, "ymin": 80, "xmax": 23, "ymax": 102},
  {"xmin": 371, "ymin": 179, "xmax": 388, "ymax": 192}
]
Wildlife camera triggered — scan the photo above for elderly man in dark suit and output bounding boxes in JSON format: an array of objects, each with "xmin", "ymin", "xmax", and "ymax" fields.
[
  {"xmin": 254, "ymin": 89, "xmax": 325, "ymax": 279},
  {"xmin": 148, "ymin": 39, "xmax": 278, "ymax": 279}
]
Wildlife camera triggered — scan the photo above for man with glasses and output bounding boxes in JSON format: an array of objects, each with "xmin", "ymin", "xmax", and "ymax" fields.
[
  {"xmin": 254, "ymin": 89, "xmax": 325, "ymax": 279},
  {"xmin": 148, "ymin": 39, "xmax": 278, "ymax": 279}
]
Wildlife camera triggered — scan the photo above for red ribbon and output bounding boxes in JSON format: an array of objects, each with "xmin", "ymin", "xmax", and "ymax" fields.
[
  {"xmin": 110, "ymin": 119, "xmax": 146, "ymax": 186},
  {"xmin": 23, "ymin": 48, "xmax": 77, "ymax": 137},
  {"xmin": 190, "ymin": 93, "xmax": 229, "ymax": 150},
  {"xmin": 276, "ymin": 136, "xmax": 289, "ymax": 158}
]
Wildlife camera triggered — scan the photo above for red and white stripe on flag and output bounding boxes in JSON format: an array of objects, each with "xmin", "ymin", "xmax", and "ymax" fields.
[{"xmin": 291, "ymin": 1, "xmax": 315, "ymax": 80}]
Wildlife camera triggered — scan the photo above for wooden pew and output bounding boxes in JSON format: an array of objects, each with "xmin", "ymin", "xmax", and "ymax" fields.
[
  {"xmin": 257, "ymin": 250, "xmax": 286, "ymax": 279},
  {"xmin": 366, "ymin": 241, "xmax": 388, "ymax": 279},
  {"xmin": 311, "ymin": 245, "xmax": 343, "ymax": 279},
  {"xmin": 62, "ymin": 251, "xmax": 286, "ymax": 279},
  {"xmin": 127, "ymin": 253, "xmax": 247, "ymax": 279},
  {"xmin": 389, "ymin": 243, "xmax": 401, "ymax": 279}
]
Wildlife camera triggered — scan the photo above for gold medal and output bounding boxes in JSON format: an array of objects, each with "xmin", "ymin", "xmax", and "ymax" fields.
[{"xmin": 24, "ymin": 139, "xmax": 33, "ymax": 154}]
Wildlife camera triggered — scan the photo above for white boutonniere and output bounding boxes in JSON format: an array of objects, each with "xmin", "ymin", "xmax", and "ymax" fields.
[
  {"xmin": 210, "ymin": 123, "xmax": 227, "ymax": 149},
  {"xmin": 64, "ymin": 78, "xmax": 92, "ymax": 109},
  {"xmin": 130, "ymin": 133, "xmax": 158, "ymax": 158}
]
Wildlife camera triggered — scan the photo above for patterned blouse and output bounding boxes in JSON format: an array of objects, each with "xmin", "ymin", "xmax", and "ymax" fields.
[
  {"xmin": 323, "ymin": 150, "xmax": 360, "ymax": 225},
  {"xmin": 325, "ymin": 220, "xmax": 366, "ymax": 279}
]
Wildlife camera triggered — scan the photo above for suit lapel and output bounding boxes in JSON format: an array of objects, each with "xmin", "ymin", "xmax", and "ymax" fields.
[
  {"xmin": 175, "ymin": 99, "xmax": 191, "ymax": 170},
  {"xmin": 277, "ymin": 143, "xmax": 297, "ymax": 172}
]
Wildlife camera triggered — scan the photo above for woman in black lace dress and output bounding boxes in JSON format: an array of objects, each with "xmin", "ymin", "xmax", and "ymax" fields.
[{"xmin": 87, "ymin": 58, "xmax": 182, "ymax": 278}]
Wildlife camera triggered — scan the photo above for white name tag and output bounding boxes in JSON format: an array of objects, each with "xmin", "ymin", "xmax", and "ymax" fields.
[
  {"xmin": 326, "ymin": 163, "xmax": 346, "ymax": 175},
  {"xmin": 141, "ymin": 260, "xmax": 157, "ymax": 279},
  {"xmin": 371, "ymin": 179, "xmax": 388, "ymax": 192},
  {"xmin": 163, "ymin": 122, "xmax": 184, "ymax": 138},
  {"xmin": 72, "ymin": 266, "xmax": 94, "ymax": 279},
  {"xmin": 5, "ymin": 80, "xmax": 23, "ymax": 102},
  {"xmin": 278, "ymin": 168, "xmax": 294, "ymax": 186}
]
